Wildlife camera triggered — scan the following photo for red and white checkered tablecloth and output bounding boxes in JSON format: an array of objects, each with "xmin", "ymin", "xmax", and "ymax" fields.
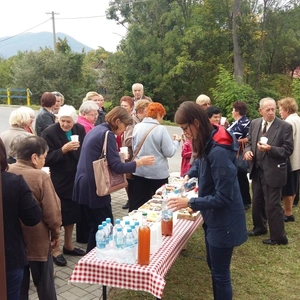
[{"xmin": 69, "ymin": 215, "xmax": 203, "ymax": 299}]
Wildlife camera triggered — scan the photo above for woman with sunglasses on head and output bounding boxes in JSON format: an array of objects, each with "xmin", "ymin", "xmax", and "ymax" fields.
[{"xmin": 168, "ymin": 101, "xmax": 247, "ymax": 300}]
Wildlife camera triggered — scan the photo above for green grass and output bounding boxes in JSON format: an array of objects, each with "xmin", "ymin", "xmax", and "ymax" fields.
[{"xmin": 108, "ymin": 206, "xmax": 300, "ymax": 300}]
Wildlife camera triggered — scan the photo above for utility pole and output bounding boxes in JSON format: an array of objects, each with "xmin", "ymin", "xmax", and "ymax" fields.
[{"xmin": 46, "ymin": 11, "xmax": 59, "ymax": 53}]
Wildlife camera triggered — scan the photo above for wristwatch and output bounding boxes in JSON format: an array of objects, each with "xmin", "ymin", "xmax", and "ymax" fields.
[{"xmin": 188, "ymin": 200, "xmax": 193, "ymax": 210}]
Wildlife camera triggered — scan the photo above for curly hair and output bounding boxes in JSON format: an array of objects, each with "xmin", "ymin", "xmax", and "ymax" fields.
[{"xmin": 146, "ymin": 102, "xmax": 166, "ymax": 119}]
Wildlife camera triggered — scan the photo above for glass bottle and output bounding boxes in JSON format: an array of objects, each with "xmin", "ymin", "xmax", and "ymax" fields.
[
  {"xmin": 161, "ymin": 195, "xmax": 173, "ymax": 236},
  {"xmin": 138, "ymin": 212, "xmax": 150, "ymax": 265}
]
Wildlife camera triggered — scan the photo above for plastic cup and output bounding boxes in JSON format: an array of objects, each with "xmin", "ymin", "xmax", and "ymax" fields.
[
  {"xmin": 220, "ymin": 117, "xmax": 227, "ymax": 126},
  {"xmin": 120, "ymin": 147, "xmax": 129, "ymax": 159},
  {"xmin": 260, "ymin": 136, "xmax": 268, "ymax": 144},
  {"xmin": 70, "ymin": 135, "xmax": 79, "ymax": 142}
]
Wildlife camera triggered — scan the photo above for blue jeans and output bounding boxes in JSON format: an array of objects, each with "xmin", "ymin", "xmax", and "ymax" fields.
[
  {"xmin": 6, "ymin": 267, "xmax": 24, "ymax": 300},
  {"xmin": 205, "ymin": 236, "xmax": 234, "ymax": 300}
]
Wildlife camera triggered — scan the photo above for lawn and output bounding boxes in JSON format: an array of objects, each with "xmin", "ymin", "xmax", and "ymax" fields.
[{"xmin": 108, "ymin": 206, "xmax": 300, "ymax": 300}]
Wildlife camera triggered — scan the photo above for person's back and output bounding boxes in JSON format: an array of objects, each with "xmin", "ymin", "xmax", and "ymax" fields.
[{"xmin": 1, "ymin": 135, "xmax": 42, "ymax": 300}]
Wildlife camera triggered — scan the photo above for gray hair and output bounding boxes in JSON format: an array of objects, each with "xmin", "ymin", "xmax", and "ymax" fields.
[
  {"xmin": 8, "ymin": 134, "xmax": 28, "ymax": 157},
  {"xmin": 79, "ymin": 101, "xmax": 99, "ymax": 115},
  {"xmin": 132, "ymin": 83, "xmax": 144, "ymax": 91},
  {"xmin": 196, "ymin": 94, "xmax": 211, "ymax": 105},
  {"xmin": 9, "ymin": 107, "xmax": 31, "ymax": 128},
  {"xmin": 259, "ymin": 97, "xmax": 276, "ymax": 108},
  {"xmin": 57, "ymin": 105, "xmax": 77, "ymax": 123}
]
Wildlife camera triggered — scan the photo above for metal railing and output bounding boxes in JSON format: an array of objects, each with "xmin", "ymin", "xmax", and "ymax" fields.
[{"xmin": 0, "ymin": 88, "xmax": 32, "ymax": 106}]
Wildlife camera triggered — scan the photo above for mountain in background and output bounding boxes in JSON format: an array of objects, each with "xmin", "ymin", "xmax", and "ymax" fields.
[{"xmin": 0, "ymin": 32, "xmax": 94, "ymax": 58}]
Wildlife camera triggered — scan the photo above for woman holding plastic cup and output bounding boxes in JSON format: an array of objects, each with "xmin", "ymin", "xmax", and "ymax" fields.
[{"xmin": 41, "ymin": 105, "xmax": 86, "ymax": 266}]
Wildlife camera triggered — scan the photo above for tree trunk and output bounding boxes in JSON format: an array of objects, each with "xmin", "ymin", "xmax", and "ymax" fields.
[{"xmin": 232, "ymin": 0, "xmax": 243, "ymax": 84}]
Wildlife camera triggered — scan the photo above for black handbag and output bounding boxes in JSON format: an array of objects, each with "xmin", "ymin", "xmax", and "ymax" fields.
[{"xmin": 235, "ymin": 142, "xmax": 249, "ymax": 173}]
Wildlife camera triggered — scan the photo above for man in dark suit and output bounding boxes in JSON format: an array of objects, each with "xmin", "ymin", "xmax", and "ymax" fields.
[{"xmin": 244, "ymin": 97, "xmax": 293, "ymax": 245}]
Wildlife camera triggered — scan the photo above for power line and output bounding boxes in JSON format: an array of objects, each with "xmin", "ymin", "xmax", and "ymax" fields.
[
  {"xmin": 0, "ymin": 19, "xmax": 51, "ymax": 43},
  {"xmin": 57, "ymin": 15, "xmax": 106, "ymax": 20}
]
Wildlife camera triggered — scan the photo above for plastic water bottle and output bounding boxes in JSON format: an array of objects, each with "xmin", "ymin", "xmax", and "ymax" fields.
[
  {"xmin": 130, "ymin": 224, "xmax": 138, "ymax": 245},
  {"xmin": 102, "ymin": 221, "xmax": 110, "ymax": 246},
  {"xmin": 113, "ymin": 219, "xmax": 123, "ymax": 236},
  {"xmin": 124, "ymin": 228, "xmax": 135, "ymax": 248},
  {"xmin": 123, "ymin": 220, "xmax": 131, "ymax": 235},
  {"xmin": 114, "ymin": 227, "xmax": 124, "ymax": 249},
  {"xmin": 106, "ymin": 217, "xmax": 113, "ymax": 241},
  {"xmin": 95, "ymin": 225, "xmax": 106, "ymax": 249}
]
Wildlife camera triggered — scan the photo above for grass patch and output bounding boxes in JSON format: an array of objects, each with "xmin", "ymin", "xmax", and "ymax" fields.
[{"xmin": 108, "ymin": 206, "xmax": 300, "ymax": 299}]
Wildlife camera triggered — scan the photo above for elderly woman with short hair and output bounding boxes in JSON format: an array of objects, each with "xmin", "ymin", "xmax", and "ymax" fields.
[
  {"xmin": 51, "ymin": 91, "xmax": 65, "ymax": 114},
  {"xmin": 83, "ymin": 91, "xmax": 106, "ymax": 125},
  {"xmin": 278, "ymin": 97, "xmax": 300, "ymax": 222},
  {"xmin": 0, "ymin": 107, "xmax": 33, "ymax": 157},
  {"xmin": 42, "ymin": 105, "xmax": 86, "ymax": 266},
  {"xmin": 77, "ymin": 100, "xmax": 99, "ymax": 133}
]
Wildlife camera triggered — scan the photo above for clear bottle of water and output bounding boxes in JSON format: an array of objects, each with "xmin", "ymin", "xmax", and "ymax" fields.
[
  {"xmin": 113, "ymin": 219, "xmax": 123, "ymax": 236},
  {"xmin": 130, "ymin": 224, "xmax": 138, "ymax": 244},
  {"xmin": 114, "ymin": 227, "xmax": 124, "ymax": 249},
  {"xmin": 123, "ymin": 220, "xmax": 131, "ymax": 235},
  {"xmin": 124, "ymin": 228, "xmax": 135, "ymax": 248},
  {"xmin": 95, "ymin": 225, "xmax": 106, "ymax": 249},
  {"xmin": 105, "ymin": 217, "xmax": 113, "ymax": 241},
  {"xmin": 102, "ymin": 221, "xmax": 110, "ymax": 246}
]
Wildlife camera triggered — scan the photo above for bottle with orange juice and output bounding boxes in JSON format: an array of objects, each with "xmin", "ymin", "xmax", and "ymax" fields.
[{"xmin": 138, "ymin": 212, "xmax": 150, "ymax": 265}]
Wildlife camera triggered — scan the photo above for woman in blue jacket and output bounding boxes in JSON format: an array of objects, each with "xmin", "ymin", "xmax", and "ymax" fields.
[{"xmin": 168, "ymin": 101, "xmax": 247, "ymax": 300}]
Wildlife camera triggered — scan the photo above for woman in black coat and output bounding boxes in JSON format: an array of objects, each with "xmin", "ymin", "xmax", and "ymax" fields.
[
  {"xmin": 42, "ymin": 105, "xmax": 86, "ymax": 266},
  {"xmin": 1, "ymin": 138, "xmax": 42, "ymax": 300}
]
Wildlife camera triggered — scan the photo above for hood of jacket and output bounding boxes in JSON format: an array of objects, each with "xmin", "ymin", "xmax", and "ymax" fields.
[{"xmin": 205, "ymin": 124, "xmax": 238, "ymax": 157}]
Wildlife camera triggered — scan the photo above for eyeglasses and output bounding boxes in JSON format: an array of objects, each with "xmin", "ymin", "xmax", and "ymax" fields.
[{"xmin": 181, "ymin": 124, "xmax": 189, "ymax": 132}]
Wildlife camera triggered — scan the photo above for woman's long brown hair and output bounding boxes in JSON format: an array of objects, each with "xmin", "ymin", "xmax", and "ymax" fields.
[{"xmin": 174, "ymin": 101, "xmax": 213, "ymax": 159}]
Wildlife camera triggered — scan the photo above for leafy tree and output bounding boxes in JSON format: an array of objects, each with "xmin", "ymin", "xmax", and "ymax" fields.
[
  {"xmin": 292, "ymin": 78, "xmax": 300, "ymax": 106},
  {"xmin": 210, "ymin": 65, "xmax": 259, "ymax": 121}
]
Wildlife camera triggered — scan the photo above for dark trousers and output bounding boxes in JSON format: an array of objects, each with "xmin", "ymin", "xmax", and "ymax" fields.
[
  {"xmin": 20, "ymin": 250, "xmax": 57, "ymax": 300},
  {"xmin": 204, "ymin": 230, "xmax": 233, "ymax": 300},
  {"xmin": 237, "ymin": 171, "xmax": 251, "ymax": 206},
  {"xmin": 6, "ymin": 267, "xmax": 24, "ymax": 300},
  {"xmin": 76, "ymin": 205, "xmax": 90, "ymax": 243},
  {"xmin": 129, "ymin": 175, "xmax": 168, "ymax": 212},
  {"xmin": 83, "ymin": 204, "xmax": 114, "ymax": 253},
  {"xmin": 252, "ymin": 168, "xmax": 286, "ymax": 240}
]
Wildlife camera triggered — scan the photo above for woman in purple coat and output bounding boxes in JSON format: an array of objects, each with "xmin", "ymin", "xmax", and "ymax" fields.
[{"xmin": 73, "ymin": 107, "xmax": 155, "ymax": 253}]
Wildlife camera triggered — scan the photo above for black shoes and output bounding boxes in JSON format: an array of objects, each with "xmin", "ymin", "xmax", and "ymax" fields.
[
  {"xmin": 248, "ymin": 230, "xmax": 268, "ymax": 237},
  {"xmin": 262, "ymin": 238, "xmax": 288, "ymax": 245},
  {"xmin": 122, "ymin": 201, "xmax": 129, "ymax": 210},
  {"xmin": 284, "ymin": 214, "xmax": 295, "ymax": 222},
  {"xmin": 53, "ymin": 254, "xmax": 67, "ymax": 266},
  {"xmin": 63, "ymin": 247, "xmax": 86, "ymax": 256}
]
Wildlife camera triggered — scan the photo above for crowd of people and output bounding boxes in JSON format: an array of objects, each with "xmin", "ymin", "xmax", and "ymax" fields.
[{"xmin": 1, "ymin": 84, "xmax": 299, "ymax": 300}]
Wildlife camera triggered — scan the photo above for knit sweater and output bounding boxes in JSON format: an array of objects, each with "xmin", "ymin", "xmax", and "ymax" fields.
[{"xmin": 132, "ymin": 117, "xmax": 179, "ymax": 179}]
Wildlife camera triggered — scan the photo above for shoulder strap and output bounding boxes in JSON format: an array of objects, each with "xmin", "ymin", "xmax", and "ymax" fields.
[
  {"xmin": 101, "ymin": 131, "xmax": 110, "ymax": 158},
  {"xmin": 131, "ymin": 124, "xmax": 159, "ymax": 161}
]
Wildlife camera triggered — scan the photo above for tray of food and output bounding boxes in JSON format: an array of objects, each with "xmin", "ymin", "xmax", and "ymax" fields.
[{"xmin": 177, "ymin": 208, "xmax": 201, "ymax": 221}]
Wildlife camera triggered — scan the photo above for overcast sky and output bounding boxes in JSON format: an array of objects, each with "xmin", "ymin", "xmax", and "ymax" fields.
[{"xmin": 0, "ymin": 0, "xmax": 127, "ymax": 52}]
